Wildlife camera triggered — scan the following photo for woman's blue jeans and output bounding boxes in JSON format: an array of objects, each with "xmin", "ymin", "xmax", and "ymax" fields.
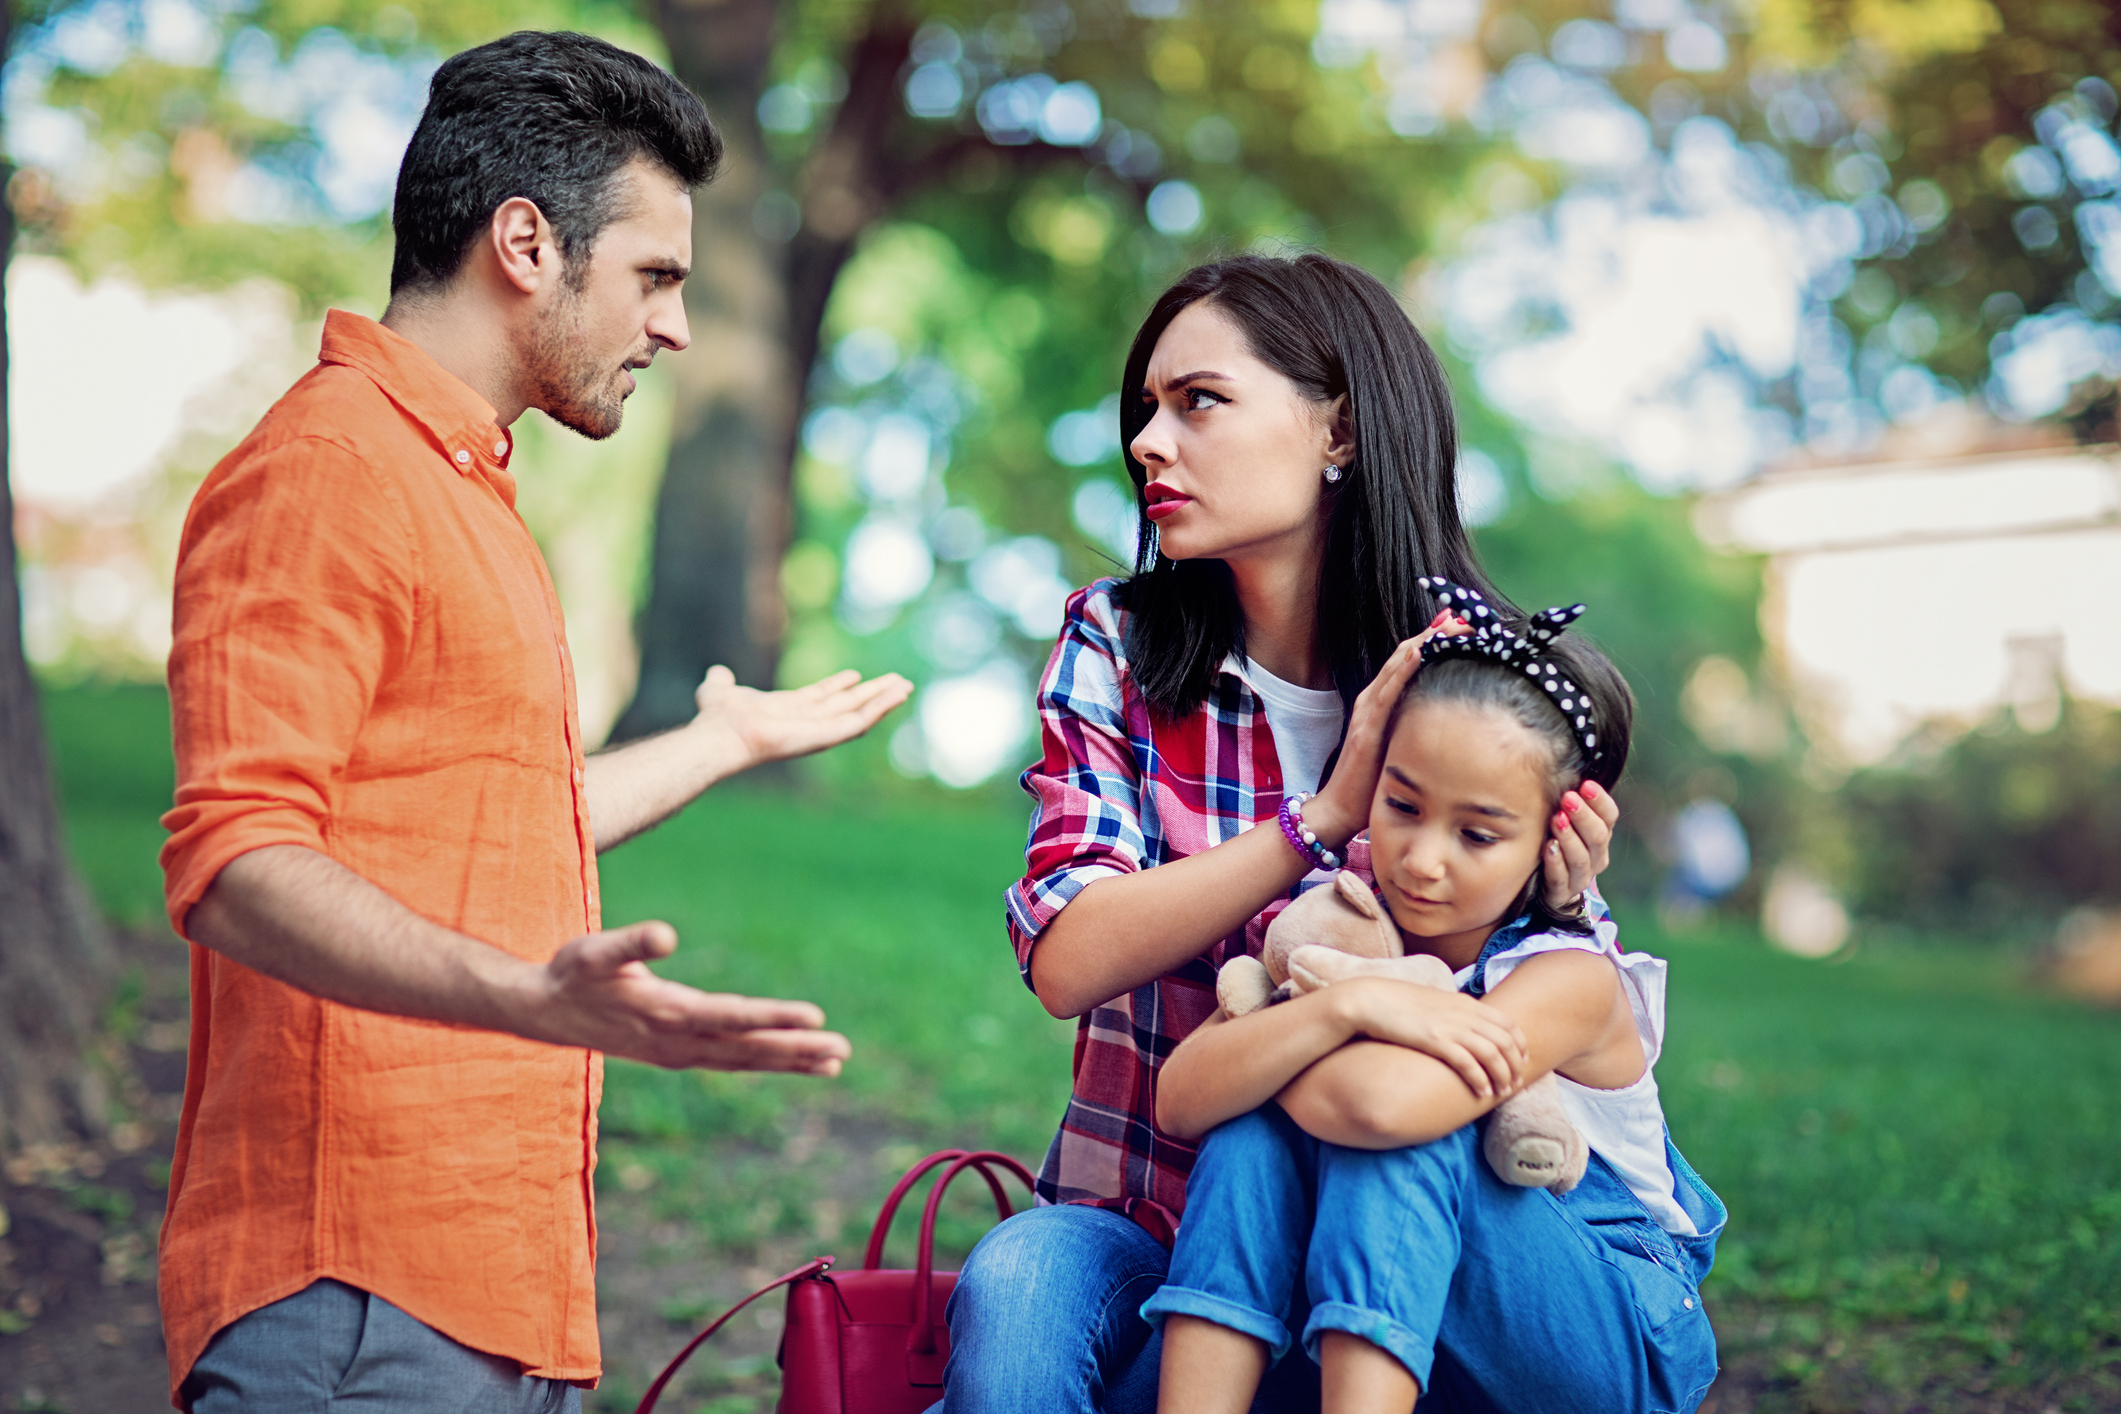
[
  {"xmin": 1141, "ymin": 1105, "xmax": 1724, "ymax": 1413},
  {"xmin": 935, "ymin": 1203, "xmax": 1321, "ymax": 1413}
]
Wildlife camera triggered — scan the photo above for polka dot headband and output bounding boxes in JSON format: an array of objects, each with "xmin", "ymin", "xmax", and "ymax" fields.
[{"xmin": 1416, "ymin": 576, "xmax": 1604, "ymax": 770}]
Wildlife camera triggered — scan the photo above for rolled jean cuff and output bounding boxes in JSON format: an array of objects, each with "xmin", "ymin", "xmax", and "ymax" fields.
[
  {"xmin": 1302, "ymin": 1299, "xmax": 1435, "ymax": 1390},
  {"xmin": 1139, "ymin": 1283, "xmax": 1294, "ymax": 1361}
]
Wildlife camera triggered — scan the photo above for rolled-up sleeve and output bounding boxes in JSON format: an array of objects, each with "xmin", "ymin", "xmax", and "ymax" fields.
[
  {"xmin": 159, "ymin": 435, "xmax": 416, "ymax": 936},
  {"xmin": 1004, "ymin": 583, "xmax": 1148, "ymax": 980}
]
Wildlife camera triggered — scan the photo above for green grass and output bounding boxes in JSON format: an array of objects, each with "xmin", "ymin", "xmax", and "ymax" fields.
[
  {"xmin": 39, "ymin": 681, "xmax": 175, "ymax": 928},
  {"xmin": 1660, "ymin": 935, "xmax": 2121, "ymax": 1396},
  {"xmin": 37, "ymin": 682, "xmax": 2121, "ymax": 1403},
  {"xmin": 591, "ymin": 781, "xmax": 1075, "ymax": 1163}
]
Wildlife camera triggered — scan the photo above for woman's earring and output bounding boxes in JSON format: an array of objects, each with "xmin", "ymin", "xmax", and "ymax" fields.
[{"xmin": 1323, "ymin": 464, "xmax": 1343, "ymax": 483}]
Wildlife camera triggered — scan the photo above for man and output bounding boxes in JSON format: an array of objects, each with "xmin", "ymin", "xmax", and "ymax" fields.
[{"xmin": 156, "ymin": 31, "xmax": 910, "ymax": 1412}]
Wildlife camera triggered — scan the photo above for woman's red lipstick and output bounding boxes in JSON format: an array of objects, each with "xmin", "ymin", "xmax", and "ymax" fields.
[{"xmin": 1144, "ymin": 481, "xmax": 1191, "ymax": 520}]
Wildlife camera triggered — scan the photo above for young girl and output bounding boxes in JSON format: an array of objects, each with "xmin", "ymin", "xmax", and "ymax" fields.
[{"xmin": 1142, "ymin": 581, "xmax": 1725, "ymax": 1414}]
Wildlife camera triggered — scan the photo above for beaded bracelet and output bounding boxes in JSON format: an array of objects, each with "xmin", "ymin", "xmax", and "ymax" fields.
[{"xmin": 1277, "ymin": 792, "xmax": 1342, "ymax": 872}]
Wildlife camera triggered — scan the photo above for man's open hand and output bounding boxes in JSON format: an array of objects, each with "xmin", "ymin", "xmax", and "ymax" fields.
[
  {"xmin": 530, "ymin": 920, "xmax": 852, "ymax": 1074},
  {"xmin": 693, "ymin": 665, "xmax": 913, "ymax": 775}
]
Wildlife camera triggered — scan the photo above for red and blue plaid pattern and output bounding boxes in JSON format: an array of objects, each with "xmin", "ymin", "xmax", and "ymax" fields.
[{"xmin": 1005, "ymin": 580, "xmax": 1366, "ymax": 1228}]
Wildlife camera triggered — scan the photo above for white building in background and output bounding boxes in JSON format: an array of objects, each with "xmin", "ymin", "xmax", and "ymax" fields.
[{"xmin": 1696, "ymin": 414, "xmax": 2121, "ymax": 764}]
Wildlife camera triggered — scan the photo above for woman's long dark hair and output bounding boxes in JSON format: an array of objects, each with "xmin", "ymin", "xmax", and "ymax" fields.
[{"xmin": 1114, "ymin": 253, "xmax": 1510, "ymax": 720}]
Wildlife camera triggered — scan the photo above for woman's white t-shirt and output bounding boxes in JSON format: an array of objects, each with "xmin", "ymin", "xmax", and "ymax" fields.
[{"xmin": 1236, "ymin": 656, "xmax": 1345, "ymax": 797}]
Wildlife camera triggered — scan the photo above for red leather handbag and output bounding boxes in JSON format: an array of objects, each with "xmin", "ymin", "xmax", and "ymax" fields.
[{"xmin": 636, "ymin": 1148, "xmax": 1036, "ymax": 1414}]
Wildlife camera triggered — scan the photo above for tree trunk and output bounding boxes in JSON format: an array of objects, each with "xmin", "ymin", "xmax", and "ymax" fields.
[
  {"xmin": 0, "ymin": 0, "xmax": 113, "ymax": 1158},
  {"xmin": 617, "ymin": 0, "xmax": 911, "ymax": 738}
]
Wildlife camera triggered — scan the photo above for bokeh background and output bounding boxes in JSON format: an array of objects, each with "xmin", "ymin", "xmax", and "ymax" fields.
[{"xmin": 1, "ymin": 1, "xmax": 2118, "ymax": 1410}]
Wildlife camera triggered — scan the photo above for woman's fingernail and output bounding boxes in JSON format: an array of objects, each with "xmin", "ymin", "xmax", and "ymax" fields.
[
  {"xmin": 1582, "ymin": 781, "xmax": 1602, "ymax": 799},
  {"xmin": 1564, "ymin": 796, "xmax": 1581, "ymax": 813}
]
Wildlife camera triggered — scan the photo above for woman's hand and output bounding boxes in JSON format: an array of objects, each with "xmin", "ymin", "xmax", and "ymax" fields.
[
  {"xmin": 1329, "ymin": 976, "xmax": 1528, "ymax": 1101},
  {"xmin": 1541, "ymin": 779, "xmax": 1620, "ymax": 910},
  {"xmin": 1302, "ymin": 611, "xmax": 1469, "ymax": 847}
]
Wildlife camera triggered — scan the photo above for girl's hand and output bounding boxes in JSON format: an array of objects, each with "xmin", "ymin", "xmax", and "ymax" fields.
[
  {"xmin": 1541, "ymin": 779, "xmax": 1620, "ymax": 910},
  {"xmin": 1330, "ymin": 977, "xmax": 1528, "ymax": 1101},
  {"xmin": 1302, "ymin": 611, "xmax": 1470, "ymax": 847}
]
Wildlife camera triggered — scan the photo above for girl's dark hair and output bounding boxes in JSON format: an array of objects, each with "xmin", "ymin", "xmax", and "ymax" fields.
[
  {"xmin": 1114, "ymin": 253, "xmax": 1508, "ymax": 719},
  {"xmin": 390, "ymin": 31, "xmax": 721, "ymax": 296},
  {"xmin": 1397, "ymin": 637, "xmax": 1635, "ymax": 934}
]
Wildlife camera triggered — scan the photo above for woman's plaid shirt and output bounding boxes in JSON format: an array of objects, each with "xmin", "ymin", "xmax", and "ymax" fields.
[{"xmin": 1005, "ymin": 579, "xmax": 1366, "ymax": 1233}]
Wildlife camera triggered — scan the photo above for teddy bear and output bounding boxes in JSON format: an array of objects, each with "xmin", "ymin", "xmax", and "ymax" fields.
[{"xmin": 1216, "ymin": 869, "xmax": 1589, "ymax": 1195}]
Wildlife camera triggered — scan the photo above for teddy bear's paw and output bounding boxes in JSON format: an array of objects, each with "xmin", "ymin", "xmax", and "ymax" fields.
[
  {"xmin": 1382, "ymin": 953, "xmax": 1455, "ymax": 990},
  {"xmin": 1286, "ymin": 944, "xmax": 1388, "ymax": 993},
  {"xmin": 1216, "ymin": 956, "xmax": 1275, "ymax": 1017},
  {"xmin": 1548, "ymin": 1130, "xmax": 1589, "ymax": 1195},
  {"xmin": 1288, "ymin": 946, "xmax": 1453, "ymax": 995},
  {"xmin": 1492, "ymin": 1135, "xmax": 1569, "ymax": 1188}
]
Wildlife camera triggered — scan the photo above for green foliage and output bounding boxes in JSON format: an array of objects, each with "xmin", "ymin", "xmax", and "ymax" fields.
[
  {"xmin": 1827, "ymin": 697, "xmax": 2121, "ymax": 940},
  {"xmin": 1791, "ymin": 1, "xmax": 2121, "ymax": 403},
  {"xmin": 9, "ymin": 0, "xmax": 659, "ymax": 309},
  {"xmin": 1599, "ymin": 0, "xmax": 2121, "ymax": 421}
]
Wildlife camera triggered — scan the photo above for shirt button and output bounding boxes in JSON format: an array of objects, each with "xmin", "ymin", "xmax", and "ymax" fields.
[
  {"xmin": 493, "ymin": 440, "xmax": 507, "ymax": 457},
  {"xmin": 573, "ymin": 767, "xmax": 584, "ymax": 785},
  {"xmin": 1683, "ymin": 1298, "xmax": 1694, "ymax": 1310},
  {"xmin": 454, "ymin": 449, "xmax": 471, "ymax": 465}
]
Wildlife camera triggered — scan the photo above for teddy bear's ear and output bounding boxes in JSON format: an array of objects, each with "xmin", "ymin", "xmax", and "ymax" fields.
[{"xmin": 1334, "ymin": 869, "xmax": 1384, "ymax": 921}]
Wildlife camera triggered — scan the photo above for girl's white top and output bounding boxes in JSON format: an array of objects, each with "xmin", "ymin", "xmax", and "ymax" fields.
[{"xmin": 1454, "ymin": 919, "xmax": 1696, "ymax": 1235}]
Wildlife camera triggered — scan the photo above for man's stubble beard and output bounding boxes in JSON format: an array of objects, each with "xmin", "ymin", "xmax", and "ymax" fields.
[{"xmin": 526, "ymin": 281, "xmax": 632, "ymax": 441}]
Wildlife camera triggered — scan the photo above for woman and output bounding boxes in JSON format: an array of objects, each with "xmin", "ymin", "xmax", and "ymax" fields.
[{"xmin": 937, "ymin": 253, "xmax": 1620, "ymax": 1411}]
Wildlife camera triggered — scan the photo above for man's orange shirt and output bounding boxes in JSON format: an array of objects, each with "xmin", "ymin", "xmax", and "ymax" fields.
[{"xmin": 159, "ymin": 311, "xmax": 605, "ymax": 1405}]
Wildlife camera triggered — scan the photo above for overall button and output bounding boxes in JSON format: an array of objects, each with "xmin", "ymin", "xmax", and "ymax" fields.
[{"xmin": 453, "ymin": 449, "xmax": 471, "ymax": 465}]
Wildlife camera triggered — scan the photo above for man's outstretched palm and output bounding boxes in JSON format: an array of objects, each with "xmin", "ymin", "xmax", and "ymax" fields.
[
  {"xmin": 694, "ymin": 665, "xmax": 914, "ymax": 771},
  {"xmin": 541, "ymin": 920, "xmax": 852, "ymax": 1074}
]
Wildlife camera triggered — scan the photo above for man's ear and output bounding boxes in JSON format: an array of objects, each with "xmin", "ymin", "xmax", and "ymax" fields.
[{"xmin": 488, "ymin": 197, "xmax": 555, "ymax": 296}]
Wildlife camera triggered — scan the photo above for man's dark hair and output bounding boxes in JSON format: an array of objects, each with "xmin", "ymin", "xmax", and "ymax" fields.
[
  {"xmin": 1115, "ymin": 252, "xmax": 1510, "ymax": 721},
  {"xmin": 389, "ymin": 31, "xmax": 721, "ymax": 296}
]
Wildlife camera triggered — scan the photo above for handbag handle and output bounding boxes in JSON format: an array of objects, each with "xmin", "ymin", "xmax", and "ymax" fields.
[
  {"xmin": 909, "ymin": 1150, "xmax": 1037, "ymax": 1353},
  {"xmin": 632, "ymin": 1255, "xmax": 834, "ymax": 1414},
  {"xmin": 861, "ymin": 1148, "xmax": 1019, "ymax": 1270}
]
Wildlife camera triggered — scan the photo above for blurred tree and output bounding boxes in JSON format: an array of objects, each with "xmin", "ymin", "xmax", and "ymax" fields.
[
  {"xmin": 1578, "ymin": 0, "xmax": 2121, "ymax": 432},
  {"xmin": 9, "ymin": 0, "xmax": 650, "ymax": 306},
  {"xmin": 1763, "ymin": 1, "xmax": 2121, "ymax": 427},
  {"xmin": 3, "ymin": 0, "xmax": 1802, "ymax": 834},
  {"xmin": 0, "ymin": 0, "xmax": 113, "ymax": 1160},
  {"xmin": 1834, "ymin": 695, "xmax": 2121, "ymax": 940},
  {"xmin": 617, "ymin": 0, "xmax": 1497, "ymax": 734}
]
